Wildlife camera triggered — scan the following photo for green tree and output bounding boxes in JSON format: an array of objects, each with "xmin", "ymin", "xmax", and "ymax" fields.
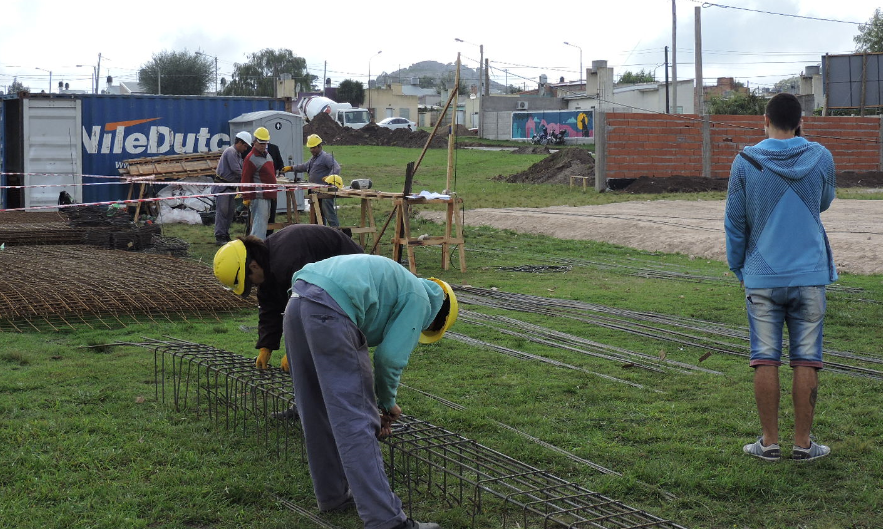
[
  {"xmin": 437, "ymin": 71, "xmax": 468, "ymax": 95},
  {"xmin": 223, "ymin": 49, "xmax": 316, "ymax": 97},
  {"xmin": 855, "ymin": 8, "xmax": 883, "ymax": 52},
  {"xmin": 774, "ymin": 76, "xmax": 800, "ymax": 93},
  {"xmin": 139, "ymin": 50, "xmax": 213, "ymax": 95},
  {"xmin": 7, "ymin": 77, "xmax": 26, "ymax": 94},
  {"xmin": 618, "ymin": 69, "xmax": 655, "ymax": 84},
  {"xmin": 337, "ymin": 79, "xmax": 365, "ymax": 106},
  {"xmin": 706, "ymin": 92, "xmax": 767, "ymax": 115},
  {"xmin": 418, "ymin": 75, "xmax": 436, "ymax": 89}
]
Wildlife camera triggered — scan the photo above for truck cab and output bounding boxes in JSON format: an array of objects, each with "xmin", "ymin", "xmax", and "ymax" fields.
[{"xmin": 336, "ymin": 109, "xmax": 371, "ymax": 129}]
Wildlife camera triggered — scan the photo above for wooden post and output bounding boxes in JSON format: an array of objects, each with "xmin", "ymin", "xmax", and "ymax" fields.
[
  {"xmin": 395, "ymin": 162, "xmax": 415, "ymax": 265},
  {"xmin": 445, "ymin": 54, "xmax": 461, "ymax": 193},
  {"xmin": 414, "ymin": 58, "xmax": 461, "ymax": 175}
]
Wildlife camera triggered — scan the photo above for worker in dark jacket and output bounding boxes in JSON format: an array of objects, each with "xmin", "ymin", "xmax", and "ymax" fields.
[{"xmin": 212, "ymin": 224, "xmax": 363, "ymax": 371}]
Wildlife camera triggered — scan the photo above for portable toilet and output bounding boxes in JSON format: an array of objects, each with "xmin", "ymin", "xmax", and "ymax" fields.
[{"xmin": 228, "ymin": 110, "xmax": 305, "ymax": 213}]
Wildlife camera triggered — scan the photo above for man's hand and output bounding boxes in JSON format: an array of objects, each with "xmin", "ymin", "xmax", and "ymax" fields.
[
  {"xmin": 255, "ymin": 348, "xmax": 272, "ymax": 369},
  {"xmin": 281, "ymin": 166, "xmax": 293, "ymax": 173},
  {"xmin": 378, "ymin": 404, "xmax": 402, "ymax": 439},
  {"xmin": 280, "ymin": 354, "xmax": 289, "ymax": 373}
]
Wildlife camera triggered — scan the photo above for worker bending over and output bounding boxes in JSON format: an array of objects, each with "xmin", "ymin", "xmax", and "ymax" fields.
[
  {"xmin": 284, "ymin": 254, "xmax": 457, "ymax": 529},
  {"xmin": 213, "ymin": 224, "xmax": 362, "ymax": 372}
]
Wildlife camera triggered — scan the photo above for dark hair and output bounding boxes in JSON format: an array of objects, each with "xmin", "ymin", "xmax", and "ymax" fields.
[
  {"xmin": 239, "ymin": 235, "xmax": 270, "ymax": 273},
  {"xmin": 765, "ymin": 93, "xmax": 802, "ymax": 132},
  {"xmin": 427, "ymin": 295, "xmax": 451, "ymax": 332}
]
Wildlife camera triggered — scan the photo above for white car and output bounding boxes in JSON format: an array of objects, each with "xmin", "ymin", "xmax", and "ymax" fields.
[{"xmin": 377, "ymin": 117, "xmax": 416, "ymax": 130}]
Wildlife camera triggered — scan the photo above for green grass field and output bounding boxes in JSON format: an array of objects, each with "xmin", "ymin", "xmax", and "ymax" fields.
[{"xmin": 1, "ymin": 145, "xmax": 881, "ymax": 529}]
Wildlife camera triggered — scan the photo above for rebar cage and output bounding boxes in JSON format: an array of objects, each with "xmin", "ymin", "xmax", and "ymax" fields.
[{"xmin": 152, "ymin": 338, "xmax": 686, "ymax": 529}]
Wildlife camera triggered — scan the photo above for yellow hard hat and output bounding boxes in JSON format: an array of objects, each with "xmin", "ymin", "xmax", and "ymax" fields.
[
  {"xmin": 213, "ymin": 239, "xmax": 247, "ymax": 296},
  {"xmin": 254, "ymin": 126, "xmax": 271, "ymax": 143},
  {"xmin": 323, "ymin": 174, "xmax": 344, "ymax": 188},
  {"xmin": 306, "ymin": 134, "xmax": 323, "ymax": 148},
  {"xmin": 419, "ymin": 278, "xmax": 458, "ymax": 344}
]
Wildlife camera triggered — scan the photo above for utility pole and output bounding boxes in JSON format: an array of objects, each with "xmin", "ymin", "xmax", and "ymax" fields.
[
  {"xmin": 672, "ymin": 0, "xmax": 678, "ymax": 114},
  {"xmin": 96, "ymin": 53, "xmax": 102, "ymax": 94},
  {"xmin": 664, "ymin": 46, "xmax": 670, "ymax": 113},
  {"xmin": 479, "ymin": 44, "xmax": 484, "ymax": 138},
  {"xmin": 694, "ymin": 5, "xmax": 704, "ymax": 115}
]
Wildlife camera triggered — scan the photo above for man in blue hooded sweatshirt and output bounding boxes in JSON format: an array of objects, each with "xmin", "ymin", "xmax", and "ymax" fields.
[
  {"xmin": 283, "ymin": 254, "xmax": 458, "ymax": 529},
  {"xmin": 725, "ymin": 93, "xmax": 836, "ymax": 462}
]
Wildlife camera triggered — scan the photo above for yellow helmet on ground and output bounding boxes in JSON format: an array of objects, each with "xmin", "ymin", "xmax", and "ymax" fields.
[
  {"xmin": 419, "ymin": 278, "xmax": 459, "ymax": 344},
  {"xmin": 323, "ymin": 174, "xmax": 344, "ymax": 188},
  {"xmin": 254, "ymin": 127, "xmax": 271, "ymax": 143},
  {"xmin": 306, "ymin": 134, "xmax": 323, "ymax": 148},
  {"xmin": 213, "ymin": 239, "xmax": 247, "ymax": 295}
]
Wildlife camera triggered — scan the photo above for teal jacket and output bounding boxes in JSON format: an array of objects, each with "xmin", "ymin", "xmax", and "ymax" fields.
[{"xmin": 292, "ymin": 254, "xmax": 445, "ymax": 410}]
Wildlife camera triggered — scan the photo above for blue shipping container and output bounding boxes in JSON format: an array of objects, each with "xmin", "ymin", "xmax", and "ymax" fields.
[
  {"xmin": 0, "ymin": 93, "xmax": 287, "ymax": 208},
  {"xmin": 79, "ymin": 94, "xmax": 286, "ymax": 203}
]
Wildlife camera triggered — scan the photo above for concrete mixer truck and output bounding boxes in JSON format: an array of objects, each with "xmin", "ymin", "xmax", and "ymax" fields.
[{"xmin": 296, "ymin": 95, "xmax": 371, "ymax": 129}]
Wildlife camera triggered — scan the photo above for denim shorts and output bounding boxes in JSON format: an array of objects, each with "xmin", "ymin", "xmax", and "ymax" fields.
[{"xmin": 745, "ymin": 286, "xmax": 826, "ymax": 369}]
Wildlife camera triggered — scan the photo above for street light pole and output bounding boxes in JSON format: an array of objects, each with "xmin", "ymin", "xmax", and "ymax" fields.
[
  {"xmin": 76, "ymin": 64, "xmax": 98, "ymax": 94},
  {"xmin": 196, "ymin": 51, "xmax": 219, "ymax": 94},
  {"xmin": 455, "ymin": 38, "xmax": 484, "ymax": 137},
  {"xmin": 368, "ymin": 50, "xmax": 382, "ymax": 121},
  {"xmin": 563, "ymin": 42, "xmax": 583, "ymax": 84},
  {"xmin": 35, "ymin": 67, "xmax": 52, "ymax": 93}
]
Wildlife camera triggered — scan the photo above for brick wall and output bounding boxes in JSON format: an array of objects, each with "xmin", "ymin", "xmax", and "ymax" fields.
[{"xmin": 602, "ymin": 113, "xmax": 881, "ymax": 180}]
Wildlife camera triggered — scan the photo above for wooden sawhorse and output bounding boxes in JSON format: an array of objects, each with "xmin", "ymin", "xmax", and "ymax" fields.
[{"xmin": 391, "ymin": 194, "xmax": 466, "ymax": 274}]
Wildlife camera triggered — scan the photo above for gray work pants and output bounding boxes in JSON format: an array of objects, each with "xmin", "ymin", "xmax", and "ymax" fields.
[
  {"xmin": 248, "ymin": 198, "xmax": 271, "ymax": 241},
  {"xmin": 321, "ymin": 197, "xmax": 339, "ymax": 227},
  {"xmin": 212, "ymin": 186, "xmax": 235, "ymax": 239},
  {"xmin": 283, "ymin": 281, "xmax": 407, "ymax": 529}
]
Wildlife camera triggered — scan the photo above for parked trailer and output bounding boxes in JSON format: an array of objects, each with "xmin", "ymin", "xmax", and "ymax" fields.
[{"xmin": 1, "ymin": 93, "xmax": 288, "ymax": 210}]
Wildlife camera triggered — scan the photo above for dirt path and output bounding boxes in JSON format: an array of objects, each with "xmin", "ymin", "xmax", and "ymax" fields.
[{"xmin": 420, "ymin": 199, "xmax": 883, "ymax": 275}]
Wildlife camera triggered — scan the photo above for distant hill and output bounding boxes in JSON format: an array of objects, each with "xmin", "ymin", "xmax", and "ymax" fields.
[{"xmin": 375, "ymin": 60, "xmax": 508, "ymax": 94}]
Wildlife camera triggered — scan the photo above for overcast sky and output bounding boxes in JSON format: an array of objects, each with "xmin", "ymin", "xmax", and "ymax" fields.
[{"xmin": 1, "ymin": 0, "xmax": 878, "ymax": 95}]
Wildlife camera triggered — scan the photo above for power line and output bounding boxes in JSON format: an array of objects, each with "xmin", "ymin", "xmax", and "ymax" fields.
[{"xmin": 692, "ymin": 0, "xmax": 864, "ymax": 24}]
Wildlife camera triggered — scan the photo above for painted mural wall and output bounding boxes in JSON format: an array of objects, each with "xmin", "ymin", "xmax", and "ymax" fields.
[{"xmin": 511, "ymin": 110, "xmax": 594, "ymax": 140}]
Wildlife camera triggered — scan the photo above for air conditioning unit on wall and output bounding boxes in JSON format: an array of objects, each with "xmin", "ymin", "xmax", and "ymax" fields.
[{"xmin": 516, "ymin": 101, "xmax": 528, "ymax": 110}]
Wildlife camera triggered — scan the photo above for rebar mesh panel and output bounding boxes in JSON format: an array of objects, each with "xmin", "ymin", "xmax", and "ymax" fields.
[
  {"xmin": 0, "ymin": 211, "xmax": 67, "ymax": 224},
  {"xmin": 0, "ymin": 246, "xmax": 253, "ymax": 332}
]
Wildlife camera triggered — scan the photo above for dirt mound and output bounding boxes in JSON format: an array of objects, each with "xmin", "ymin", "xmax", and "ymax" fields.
[
  {"xmin": 623, "ymin": 175, "xmax": 730, "ymax": 194},
  {"xmin": 302, "ymin": 111, "xmax": 343, "ymax": 143},
  {"xmin": 453, "ymin": 124, "xmax": 477, "ymax": 136},
  {"xmin": 303, "ymin": 112, "xmax": 448, "ymax": 149},
  {"xmin": 617, "ymin": 170, "xmax": 883, "ymax": 194},
  {"xmin": 511, "ymin": 146, "xmax": 551, "ymax": 155},
  {"xmin": 838, "ymin": 171, "xmax": 883, "ymax": 188},
  {"xmin": 496, "ymin": 148, "xmax": 595, "ymax": 184}
]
